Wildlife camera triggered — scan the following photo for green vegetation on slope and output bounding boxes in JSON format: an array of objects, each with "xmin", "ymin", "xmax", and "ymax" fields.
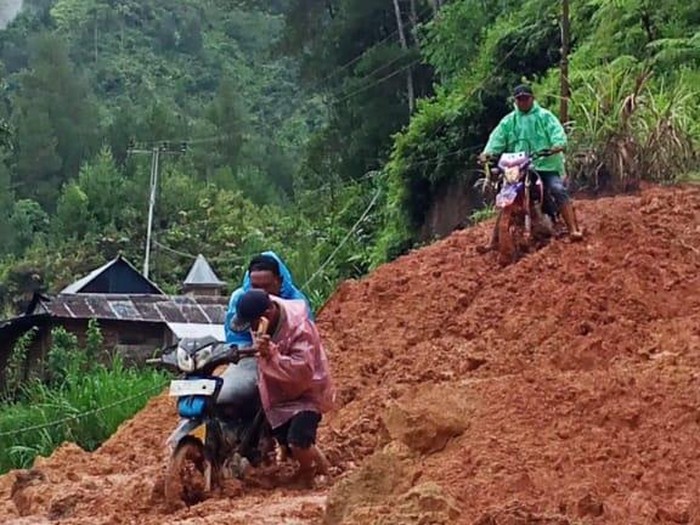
[
  {"xmin": 0, "ymin": 322, "xmax": 167, "ymax": 473},
  {"xmin": 373, "ymin": 0, "xmax": 700, "ymax": 261}
]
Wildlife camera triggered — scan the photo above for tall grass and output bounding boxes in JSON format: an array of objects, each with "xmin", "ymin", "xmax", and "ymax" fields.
[
  {"xmin": 566, "ymin": 61, "xmax": 699, "ymax": 192},
  {"xmin": 0, "ymin": 324, "xmax": 168, "ymax": 474}
]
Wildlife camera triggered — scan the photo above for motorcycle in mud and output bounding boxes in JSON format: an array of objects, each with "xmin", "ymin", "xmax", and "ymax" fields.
[
  {"xmin": 478, "ymin": 149, "xmax": 560, "ymax": 265},
  {"xmin": 147, "ymin": 330, "xmax": 272, "ymax": 507}
]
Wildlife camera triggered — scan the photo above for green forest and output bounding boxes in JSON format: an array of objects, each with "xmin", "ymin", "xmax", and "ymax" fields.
[{"xmin": 0, "ymin": 0, "xmax": 698, "ymax": 314}]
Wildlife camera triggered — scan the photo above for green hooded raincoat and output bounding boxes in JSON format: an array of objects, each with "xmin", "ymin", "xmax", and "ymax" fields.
[{"xmin": 483, "ymin": 101, "xmax": 567, "ymax": 176}]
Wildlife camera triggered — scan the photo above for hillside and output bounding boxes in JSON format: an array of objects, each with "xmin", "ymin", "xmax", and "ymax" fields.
[{"xmin": 0, "ymin": 183, "xmax": 697, "ymax": 524}]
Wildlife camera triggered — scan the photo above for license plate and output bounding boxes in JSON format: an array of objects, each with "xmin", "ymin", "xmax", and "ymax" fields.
[
  {"xmin": 496, "ymin": 184, "xmax": 520, "ymax": 208},
  {"xmin": 169, "ymin": 379, "xmax": 218, "ymax": 397},
  {"xmin": 190, "ymin": 424, "xmax": 206, "ymax": 442}
]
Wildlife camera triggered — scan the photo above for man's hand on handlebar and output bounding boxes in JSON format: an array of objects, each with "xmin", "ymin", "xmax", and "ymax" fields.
[
  {"xmin": 229, "ymin": 345, "xmax": 258, "ymax": 364},
  {"xmin": 478, "ymin": 152, "xmax": 492, "ymax": 165},
  {"xmin": 255, "ymin": 334, "xmax": 272, "ymax": 359},
  {"xmin": 538, "ymin": 146, "xmax": 565, "ymax": 157}
]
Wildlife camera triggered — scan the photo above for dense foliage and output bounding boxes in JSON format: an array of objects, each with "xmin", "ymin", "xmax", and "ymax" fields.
[{"xmin": 0, "ymin": 0, "xmax": 376, "ymax": 314}]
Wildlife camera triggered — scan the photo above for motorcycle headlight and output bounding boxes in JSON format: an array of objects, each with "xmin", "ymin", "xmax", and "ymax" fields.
[
  {"xmin": 177, "ymin": 345, "xmax": 195, "ymax": 373},
  {"xmin": 504, "ymin": 167, "xmax": 520, "ymax": 184}
]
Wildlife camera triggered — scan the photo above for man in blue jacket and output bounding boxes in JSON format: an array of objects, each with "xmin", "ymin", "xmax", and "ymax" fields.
[{"xmin": 224, "ymin": 251, "xmax": 314, "ymax": 347}]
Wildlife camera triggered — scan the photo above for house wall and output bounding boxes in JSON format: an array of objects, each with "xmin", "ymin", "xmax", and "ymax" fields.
[
  {"xmin": 108, "ymin": 320, "xmax": 168, "ymax": 363},
  {"xmin": 0, "ymin": 322, "xmax": 51, "ymax": 386},
  {"xmin": 24, "ymin": 319, "xmax": 169, "ymax": 371}
]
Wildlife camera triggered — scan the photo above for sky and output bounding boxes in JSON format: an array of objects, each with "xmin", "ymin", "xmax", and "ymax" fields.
[{"xmin": 0, "ymin": 0, "xmax": 22, "ymax": 30}]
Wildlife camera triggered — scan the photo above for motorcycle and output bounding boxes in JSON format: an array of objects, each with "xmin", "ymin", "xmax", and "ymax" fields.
[
  {"xmin": 147, "ymin": 333, "xmax": 273, "ymax": 508},
  {"xmin": 479, "ymin": 149, "xmax": 559, "ymax": 265}
]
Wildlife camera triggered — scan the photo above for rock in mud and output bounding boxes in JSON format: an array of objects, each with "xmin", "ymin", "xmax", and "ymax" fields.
[
  {"xmin": 474, "ymin": 502, "xmax": 571, "ymax": 524},
  {"xmin": 657, "ymin": 498, "xmax": 694, "ymax": 524},
  {"xmin": 323, "ymin": 442, "xmax": 416, "ymax": 524},
  {"xmin": 576, "ymin": 492, "xmax": 605, "ymax": 518},
  {"xmin": 341, "ymin": 483, "xmax": 460, "ymax": 525},
  {"xmin": 10, "ymin": 469, "xmax": 47, "ymax": 517},
  {"xmin": 388, "ymin": 482, "xmax": 461, "ymax": 523},
  {"xmin": 381, "ymin": 384, "xmax": 469, "ymax": 454}
]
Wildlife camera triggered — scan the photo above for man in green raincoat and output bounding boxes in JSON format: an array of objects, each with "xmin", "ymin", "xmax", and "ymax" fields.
[{"xmin": 478, "ymin": 84, "xmax": 583, "ymax": 250}]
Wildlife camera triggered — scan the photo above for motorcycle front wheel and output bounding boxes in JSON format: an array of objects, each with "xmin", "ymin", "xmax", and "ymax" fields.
[
  {"xmin": 164, "ymin": 437, "xmax": 209, "ymax": 510},
  {"xmin": 497, "ymin": 206, "xmax": 526, "ymax": 266}
]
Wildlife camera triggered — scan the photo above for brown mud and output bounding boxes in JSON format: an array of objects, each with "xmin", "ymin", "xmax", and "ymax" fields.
[{"xmin": 0, "ymin": 184, "xmax": 698, "ymax": 524}]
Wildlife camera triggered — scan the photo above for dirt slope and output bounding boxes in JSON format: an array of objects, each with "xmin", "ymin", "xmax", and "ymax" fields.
[{"xmin": 0, "ymin": 184, "xmax": 698, "ymax": 524}]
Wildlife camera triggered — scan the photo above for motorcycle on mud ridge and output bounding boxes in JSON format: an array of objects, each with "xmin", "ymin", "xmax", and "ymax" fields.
[
  {"xmin": 478, "ymin": 149, "xmax": 560, "ymax": 265},
  {"xmin": 147, "ymin": 333, "xmax": 273, "ymax": 507}
]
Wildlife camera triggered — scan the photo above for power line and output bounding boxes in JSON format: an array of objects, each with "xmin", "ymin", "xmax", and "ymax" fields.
[
  {"xmin": 153, "ymin": 240, "xmax": 198, "ymax": 260},
  {"xmin": 131, "ymin": 21, "xmax": 534, "ymax": 153},
  {"xmin": 301, "ymin": 186, "xmax": 383, "ymax": 291},
  {"xmin": 0, "ymin": 381, "xmax": 167, "ymax": 438},
  {"xmin": 132, "ymin": 52, "xmax": 426, "ymax": 150},
  {"xmin": 308, "ymin": 3, "xmax": 435, "ymax": 93},
  {"xmin": 334, "ymin": 57, "xmax": 424, "ymax": 105}
]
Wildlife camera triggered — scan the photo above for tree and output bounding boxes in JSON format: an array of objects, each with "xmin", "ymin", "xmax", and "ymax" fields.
[
  {"xmin": 55, "ymin": 182, "xmax": 92, "ymax": 240},
  {"xmin": 0, "ymin": 151, "xmax": 13, "ymax": 254},
  {"xmin": 392, "ymin": 0, "xmax": 415, "ymax": 113},
  {"xmin": 208, "ymin": 76, "xmax": 246, "ymax": 172},
  {"xmin": 12, "ymin": 33, "xmax": 98, "ymax": 207},
  {"xmin": 279, "ymin": 0, "xmax": 434, "ymax": 185},
  {"xmin": 13, "ymin": 106, "xmax": 62, "ymax": 207},
  {"xmin": 8, "ymin": 199, "xmax": 49, "ymax": 256},
  {"xmin": 50, "ymin": 0, "xmax": 99, "ymax": 33},
  {"xmin": 76, "ymin": 146, "xmax": 128, "ymax": 230}
]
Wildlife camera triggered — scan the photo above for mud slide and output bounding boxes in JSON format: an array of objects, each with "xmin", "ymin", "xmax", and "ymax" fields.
[{"xmin": 0, "ymin": 184, "xmax": 698, "ymax": 524}]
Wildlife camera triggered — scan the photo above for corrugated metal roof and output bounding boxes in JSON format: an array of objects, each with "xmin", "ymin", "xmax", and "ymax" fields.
[
  {"xmin": 37, "ymin": 294, "xmax": 228, "ymax": 324},
  {"xmin": 183, "ymin": 254, "xmax": 226, "ymax": 287}
]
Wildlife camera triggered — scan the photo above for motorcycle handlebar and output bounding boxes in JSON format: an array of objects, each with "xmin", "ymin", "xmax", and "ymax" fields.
[
  {"xmin": 146, "ymin": 341, "xmax": 259, "ymax": 366},
  {"xmin": 532, "ymin": 148, "xmax": 563, "ymax": 158},
  {"xmin": 232, "ymin": 348, "xmax": 258, "ymax": 360},
  {"xmin": 479, "ymin": 148, "xmax": 563, "ymax": 164}
]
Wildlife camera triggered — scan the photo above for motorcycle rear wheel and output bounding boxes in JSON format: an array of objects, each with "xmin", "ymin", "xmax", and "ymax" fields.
[{"xmin": 165, "ymin": 437, "xmax": 209, "ymax": 509}]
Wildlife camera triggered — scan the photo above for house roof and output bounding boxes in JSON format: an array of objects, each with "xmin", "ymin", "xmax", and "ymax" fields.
[
  {"xmin": 60, "ymin": 255, "xmax": 165, "ymax": 295},
  {"xmin": 33, "ymin": 294, "xmax": 228, "ymax": 324},
  {"xmin": 183, "ymin": 254, "xmax": 226, "ymax": 287},
  {"xmin": 167, "ymin": 322, "xmax": 225, "ymax": 340}
]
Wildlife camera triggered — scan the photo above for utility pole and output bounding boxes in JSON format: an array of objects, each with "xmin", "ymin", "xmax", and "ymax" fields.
[
  {"xmin": 559, "ymin": 0, "xmax": 570, "ymax": 125},
  {"xmin": 127, "ymin": 141, "xmax": 188, "ymax": 279}
]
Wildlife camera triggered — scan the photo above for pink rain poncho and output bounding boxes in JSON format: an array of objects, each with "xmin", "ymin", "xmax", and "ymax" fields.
[{"xmin": 256, "ymin": 297, "xmax": 335, "ymax": 429}]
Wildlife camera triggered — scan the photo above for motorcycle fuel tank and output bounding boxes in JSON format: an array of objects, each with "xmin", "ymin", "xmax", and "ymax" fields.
[{"xmin": 216, "ymin": 358, "xmax": 259, "ymax": 407}]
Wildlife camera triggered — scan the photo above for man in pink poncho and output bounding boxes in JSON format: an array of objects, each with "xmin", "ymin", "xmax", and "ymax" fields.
[{"xmin": 230, "ymin": 288, "xmax": 335, "ymax": 486}]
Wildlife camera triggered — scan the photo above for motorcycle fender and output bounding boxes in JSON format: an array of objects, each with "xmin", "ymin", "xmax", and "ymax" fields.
[
  {"xmin": 496, "ymin": 184, "xmax": 519, "ymax": 209},
  {"xmin": 166, "ymin": 418, "xmax": 204, "ymax": 448}
]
